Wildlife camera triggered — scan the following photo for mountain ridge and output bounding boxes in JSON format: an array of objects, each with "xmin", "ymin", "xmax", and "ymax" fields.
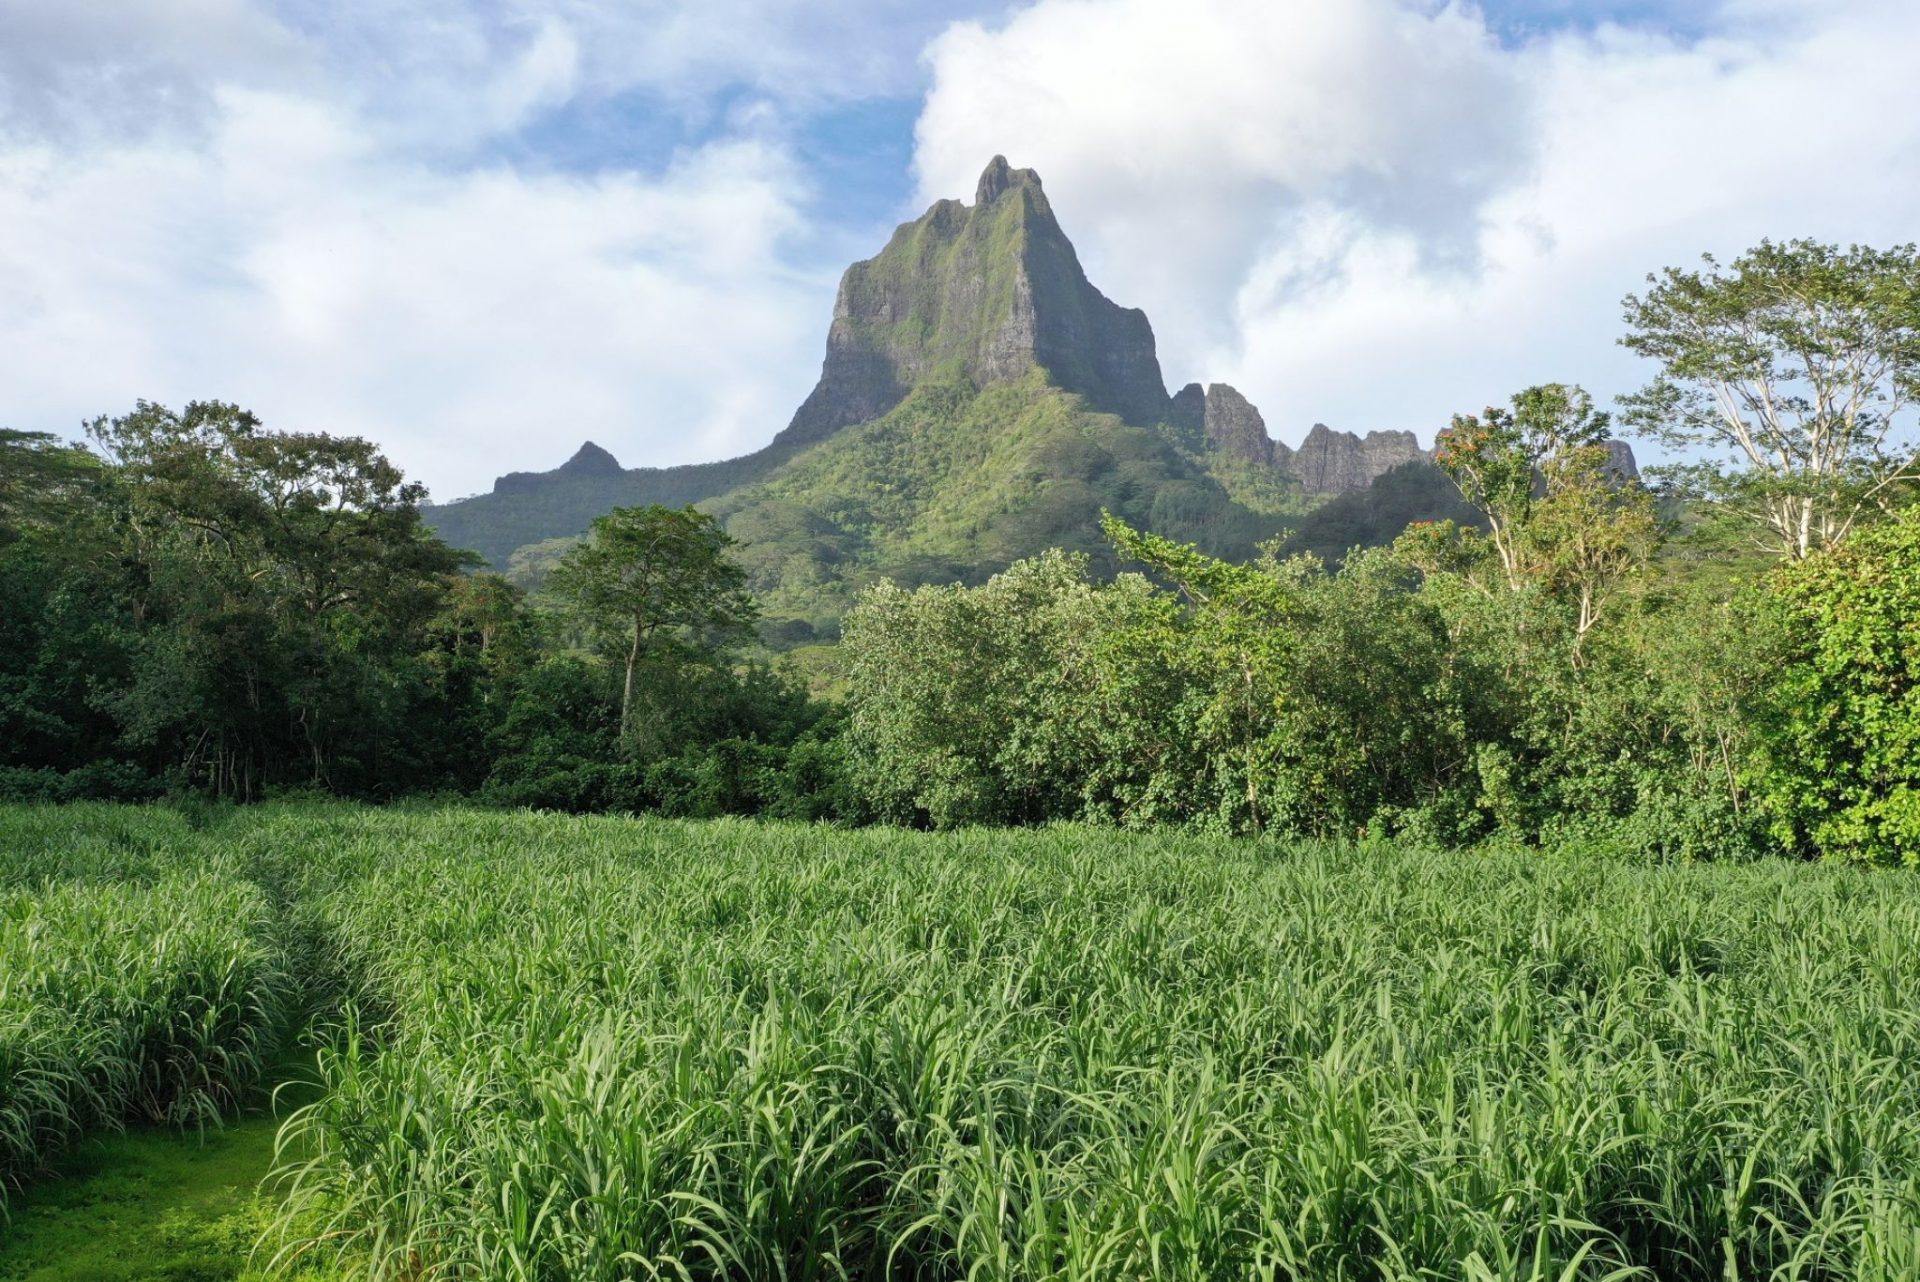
[{"xmin": 424, "ymin": 157, "xmax": 1631, "ymax": 626}]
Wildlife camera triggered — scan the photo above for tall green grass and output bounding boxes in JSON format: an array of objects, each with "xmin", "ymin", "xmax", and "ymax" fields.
[
  {"xmin": 273, "ymin": 812, "xmax": 1920, "ymax": 1280},
  {"xmin": 5, "ymin": 805, "xmax": 1920, "ymax": 1278},
  {"xmin": 0, "ymin": 868, "xmax": 292, "ymax": 1204}
]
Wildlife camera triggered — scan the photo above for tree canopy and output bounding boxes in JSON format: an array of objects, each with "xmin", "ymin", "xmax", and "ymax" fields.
[
  {"xmin": 1620, "ymin": 239, "xmax": 1920, "ymax": 558},
  {"xmin": 547, "ymin": 504, "xmax": 756, "ymax": 740}
]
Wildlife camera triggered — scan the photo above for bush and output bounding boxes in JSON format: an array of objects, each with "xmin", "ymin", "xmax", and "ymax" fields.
[
  {"xmin": 0, "ymin": 761, "xmax": 165, "ymax": 804},
  {"xmin": 1756, "ymin": 510, "xmax": 1920, "ymax": 864}
]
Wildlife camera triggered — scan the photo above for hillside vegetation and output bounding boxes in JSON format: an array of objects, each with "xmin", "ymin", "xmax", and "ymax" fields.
[{"xmin": 709, "ymin": 371, "xmax": 1292, "ymax": 631}]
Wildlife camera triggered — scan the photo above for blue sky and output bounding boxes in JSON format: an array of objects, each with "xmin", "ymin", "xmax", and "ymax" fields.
[
  {"xmin": 447, "ymin": 1, "xmax": 1731, "ymax": 237},
  {"xmin": 1, "ymin": 0, "xmax": 1915, "ymax": 496}
]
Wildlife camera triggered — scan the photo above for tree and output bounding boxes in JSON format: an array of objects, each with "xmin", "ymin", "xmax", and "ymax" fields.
[
  {"xmin": 1432, "ymin": 384, "xmax": 1614, "ymax": 592},
  {"xmin": 81, "ymin": 401, "xmax": 466, "ymax": 796},
  {"xmin": 1526, "ymin": 444, "xmax": 1661, "ymax": 641},
  {"xmin": 547, "ymin": 505, "xmax": 755, "ymax": 740},
  {"xmin": 840, "ymin": 549, "xmax": 1188, "ymax": 828},
  {"xmin": 1426, "ymin": 385, "xmax": 1658, "ymax": 649},
  {"xmin": 0, "ymin": 429, "xmax": 101, "ymax": 544},
  {"xmin": 1620, "ymin": 239, "xmax": 1920, "ymax": 559},
  {"xmin": 1103, "ymin": 513, "xmax": 1298, "ymax": 833}
]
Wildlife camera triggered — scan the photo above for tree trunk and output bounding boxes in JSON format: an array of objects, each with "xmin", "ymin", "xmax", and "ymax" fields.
[{"xmin": 621, "ymin": 620, "xmax": 641, "ymax": 740}]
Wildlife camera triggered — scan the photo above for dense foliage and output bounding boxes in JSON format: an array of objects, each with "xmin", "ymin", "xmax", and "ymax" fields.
[
  {"xmin": 0, "ymin": 386, "xmax": 1913, "ymax": 861},
  {"xmin": 9, "ymin": 804, "xmax": 1920, "ymax": 1277},
  {"xmin": 704, "ymin": 371, "xmax": 1291, "ymax": 638},
  {"xmin": 1754, "ymin": 508, "xmax": 1920, "ymax": 864},
  {"xmin": 835, "ymin": 371, "xmax": 1911, "ymax": 864},
  {"xmin": 842, "ymin": 520, "xmax": 1758, "ymax": 856},
  {"xmin": 0, "ymin": 404, "xmax": 832, "ymax": 818}
]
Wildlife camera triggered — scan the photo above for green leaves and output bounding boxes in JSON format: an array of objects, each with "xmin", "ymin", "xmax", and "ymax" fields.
[
  {"xmin": 1620, "ymin": 239, "xmax": 1920, "ymax": 558},
  {"xmin": 550, "ymin": 504, "xmax": 755, "ymax": 647},
  {"xmin": 1755, "ymin": 508, "xmax": 1920, "ymax": 864},
  {"xmin": 547, "ymin": 504, "xmax": 757, "ymax": 741},
  {"xmin": 841, "ymin": 549, "xmax": 1181, "ymax": 828},
  {"xmin": 8, "ymin": 803, "xmax": 1914, "ymax": 1279},
  {"xmin": 0, "ymin": 429, "xmax": 101, "ymax": 545}
]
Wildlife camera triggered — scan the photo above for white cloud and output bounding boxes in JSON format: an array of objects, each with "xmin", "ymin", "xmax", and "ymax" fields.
[
  {"xmin": 8, "ymin": 0, "xmax": 1918, "ymax": 509},
  {"xmin": 0, "ymin": 0, "xmax": 1015, "ymax": 500},
  {"xmin": 0, "ymin": 84, "xmax": 829, "ymax": 499},
  {"xmin": 915, "ymin": 0, "xmax": 1526, "ymax": 365},
  {"xmin": 0, "ymin": 0, "xmax": 982, "ymax": 499},
  {"xmin": 0, "ymin": 0, "xmax": 311, "ymax": 142},
  {"xmin": 913, "ymin": 0, "xmax": 1920, "ymax": 451},
  {"xmin": 265, "ymin": 0, "xmax": 987, "ymax": 151}
]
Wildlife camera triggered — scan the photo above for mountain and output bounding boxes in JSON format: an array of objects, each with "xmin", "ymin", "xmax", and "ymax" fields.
[{"xmin": 424, "ymin": 157, "xmax": 1626, "ymax": 633}]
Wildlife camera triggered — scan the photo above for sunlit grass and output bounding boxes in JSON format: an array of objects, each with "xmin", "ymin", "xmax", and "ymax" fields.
[
  {"xmin": 5, "ymin": 804, "xmax": 1920, "ymax": 1279},
  {"xmin": 0, "ymin": 869, "xmax": 290, "ymax": 1203}
]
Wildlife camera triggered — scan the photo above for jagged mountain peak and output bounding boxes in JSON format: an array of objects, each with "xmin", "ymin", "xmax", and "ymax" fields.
[
  {"xmin": 428, "ymin": 158, "xmax": 1629, "ymax": 588},
  {"xmin": 769, "ymin": 155, "xmax": 1170, "ymax": 448},
  {"xmin": 1200, "ymin": 384, "xmax": 1273, "ymax": 467},
  {"xmin": 559, "ymin": 441, "xmax": 623, "ymax": 476},
  {"xmin": 974, "ymin": 155, "xmax": 1047, "ymax": 209}
]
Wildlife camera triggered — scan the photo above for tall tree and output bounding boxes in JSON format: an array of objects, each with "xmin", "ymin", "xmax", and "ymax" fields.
[
  {"xmin": 1526, "ymin": 443, "xmax": 1661, "ymax": 641},
  {"xmin": 1432, "ymin": 384, "xmax": 1614, "ymax": 592},
  {"xmin": 1424, "ymin": 384, "xmax": 1658, "ymax": 647},
  {"xmin": 1620, "ymin": 239, "xmax": 1920, "ymax": 559},
  {"xmin": 547, "ymin": 505, "xmax": 755, "ymax": 739},
  {"xmin": 0, "ymin": 429, "xmax": 101, "ymax": 544}
]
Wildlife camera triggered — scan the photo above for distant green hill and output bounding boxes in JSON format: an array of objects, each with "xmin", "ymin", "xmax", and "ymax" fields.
[{"xmin": 423, "ymin": 157, "xmax": 1531, "ymax": 631}]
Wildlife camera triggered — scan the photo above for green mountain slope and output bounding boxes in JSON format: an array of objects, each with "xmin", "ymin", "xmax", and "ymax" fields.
[{"xmin": 711, "ymin": 370, "xmax": 1284, "ymax": 631}]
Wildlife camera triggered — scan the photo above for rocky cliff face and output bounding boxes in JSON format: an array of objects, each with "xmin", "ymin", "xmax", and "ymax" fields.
[
  {"xmin": 1200, "ymin": 384, "xmax": 1276, "ymax": 467},
  {"xmin": 1603, "ymin": 439, "xmax": 1640, "ymax": 482},
  {"xmin": 1168, "ymin": 382, "xmax": 1435, "ymax": 494},
  {"xmin": 1284, "ymin": 424, "xmax": 1429, "ymax": 494},
  {"xmin": 777, "ymin": 155, "xmax": 1173, "ymax": 446}
]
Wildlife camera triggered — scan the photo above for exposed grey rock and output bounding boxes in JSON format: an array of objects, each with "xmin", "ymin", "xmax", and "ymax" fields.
[
  {"xmin": 975, "ymin": 154, "xmax": 1019, "ymax": 205},
  {"xmin": 779, "ymin": 156, "xmax": 1173, "ymax": 447},
  {"xmin": 1202, "ymin": 384, "xmax": 1275, "ymax": 467},
  {"xmin": 1602, "ymin": 438, "xmax": 1640, "ymax": 482},
  {"xmin": 1169, "ymin": 382, "xmax": 1206, "ymax": 430},
  {"xmin": 558, "ymin": 441, "xmax": 622, "ymax": 476},
  {"xmin": 1285, "ymin": 423, "xmax": 1428, "ymax": 494},
  {"xmin": 452, "ymin": 156, "xmax": 1627, "ymax": 567}
]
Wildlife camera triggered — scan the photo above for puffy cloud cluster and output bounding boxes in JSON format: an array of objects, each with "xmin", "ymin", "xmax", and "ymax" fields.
[
  {"xmin": 0, "ymin": 0, "xmax": 978, "ymax": 497},
  {"xmin": 914, "ymin": 0, "xmax": 1920, "ymax": 448},
  {"xmin": 0, "ymin": 103, "xmax": 827, "ymax": 496},
  {"xmin": 4, "ymin": 0, "xmax": 1917, "ymax": 497}
]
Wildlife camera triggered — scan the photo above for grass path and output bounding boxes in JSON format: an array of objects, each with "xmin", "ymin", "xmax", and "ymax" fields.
[
  {"xmin": 0, "ymin": 1044, "xmax": 346, "ymax": 1282},
  {"xmin": 0, "ymin": 1112, "xmax": 299, "ymax": 1282}
]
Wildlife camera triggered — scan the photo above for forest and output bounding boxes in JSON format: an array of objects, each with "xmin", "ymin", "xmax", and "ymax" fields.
[{"xmin": 2, "ymin": 239, "xmax": 1918, "ymax": 865}]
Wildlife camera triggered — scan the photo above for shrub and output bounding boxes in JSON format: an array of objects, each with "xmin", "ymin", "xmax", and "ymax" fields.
[{"xmin": 1756, "ymin": 510, "xmax": 1920, "ymax": 864}]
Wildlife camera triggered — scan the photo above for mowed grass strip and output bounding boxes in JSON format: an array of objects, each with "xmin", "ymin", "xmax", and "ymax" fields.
[{"xmin": 7, "ymin": 805, "xmax": 1920, "ymax": 1279}]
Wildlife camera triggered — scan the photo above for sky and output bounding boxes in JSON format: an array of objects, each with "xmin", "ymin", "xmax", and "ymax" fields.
[{"xmin": 2, "ymin": 0, "xmax": 1918, "ymax": 500}]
